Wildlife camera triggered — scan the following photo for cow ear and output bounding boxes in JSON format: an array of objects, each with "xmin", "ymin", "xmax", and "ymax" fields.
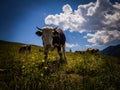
[{"xmin": 35, "ymin": 31, "xmax": 42, "ymax": 36}]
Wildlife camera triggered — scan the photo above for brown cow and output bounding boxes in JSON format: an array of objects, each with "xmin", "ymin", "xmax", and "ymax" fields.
[
  {"xmin": 75, "ymin": 48, "xmax": 99, "ymax": 54},
  {"xmin": 86, "ymin": 48, "xmax": 99, "ymax": 54},
  {"xmin": 36, "ymin": 26, "xmax": 67, "ymax": 63},
  {"xmin": 19, "ymin": 45, "xmax": 31, "ymax": 53}
]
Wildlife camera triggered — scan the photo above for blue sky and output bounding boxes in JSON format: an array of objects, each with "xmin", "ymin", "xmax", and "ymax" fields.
[{"xmin": 0, "ymin": 0, "xmax": 120, "ymax": 51}]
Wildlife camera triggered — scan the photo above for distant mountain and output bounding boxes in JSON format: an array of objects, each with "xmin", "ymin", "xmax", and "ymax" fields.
[{"xmin": 101, "ymin": 44, "xmax": 120, "ymax": 57}]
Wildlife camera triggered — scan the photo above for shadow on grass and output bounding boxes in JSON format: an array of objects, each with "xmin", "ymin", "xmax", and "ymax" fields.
[
  {"xmin": 0, "ymin": 45, "xmax": 22, "ymax": 90},
  {"xmin": 37, "ymin": 59, "xmax": 66, "ymax": 77},
  {"xmin": 0, "ymin": 56, "xmax": 23, "ymax": 90}
]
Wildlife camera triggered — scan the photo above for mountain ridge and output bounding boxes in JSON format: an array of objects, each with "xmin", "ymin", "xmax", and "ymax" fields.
[{"xmin": 101, "ymin": 44, "xmax": 120, "ymax": 57}]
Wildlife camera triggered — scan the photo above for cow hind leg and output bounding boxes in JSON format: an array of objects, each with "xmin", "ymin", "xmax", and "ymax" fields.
[
  {"xmin": 19, "ymin": 48, "xmax": 22, "ymax": 53},
  {"xmin": 57, "ymin": 47, "xmax": 62, "ymax": 60},
  {"xmin": 57, "ymin": 46, "xmax": 65, "ymax": 63},
  {"xmin": 62, "ymin": 45, "xmax": 67, "ymax": 63},
  {"xmin": 19, "ymin": 48, "xmax": 24, "ymax": 53},
  {"xmin": 28, "ymin": 46, "xmax": 31, "ymax": 52}
]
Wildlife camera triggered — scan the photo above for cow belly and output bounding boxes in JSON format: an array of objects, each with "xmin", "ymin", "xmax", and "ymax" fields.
[
  {"xmin": 53, "ymin": 37, "xmax": 59, "ymax": 46},
  {"xmin": 53, "ymin": 35, "xmax": 65, "ymax": 46}
]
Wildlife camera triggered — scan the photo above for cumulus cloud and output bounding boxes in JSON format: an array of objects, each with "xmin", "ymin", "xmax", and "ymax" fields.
[
  {"xmin": 62, "ymin": 4, "xmax": 72, "ymax": 14},
  {"xmin": 45, "ymin": 4, "xmax": 86, "ymax": 32},
  {"xmin": 86, "ymin": 30, "xmax": 120, "ymax": 46},
  {"xmin": 45, "ymin": 0, "xmax": 120, "ymax": 45},
  {"xmin": 66, "ymin": 42, "xmax": 79, "ymax": 48}
]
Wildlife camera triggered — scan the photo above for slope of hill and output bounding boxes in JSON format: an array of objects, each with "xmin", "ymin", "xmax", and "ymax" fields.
[
  {"xmin": 0, "ymin": 40, "xmax": 120, "ymax": 90},
  {"xmin": 101, "ymin": 44, "xmax": 120, "ymax": 57}
]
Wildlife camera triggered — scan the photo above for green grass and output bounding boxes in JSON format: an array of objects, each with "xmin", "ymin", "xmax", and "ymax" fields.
[{"xmin": 0, "ymin": 40, "xmax": 120, "ymax": 90}]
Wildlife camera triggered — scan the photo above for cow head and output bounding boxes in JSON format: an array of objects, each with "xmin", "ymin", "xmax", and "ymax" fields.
[{"xmin": 36, "ymin": 26, "xmax": 55, "ymax": 49}]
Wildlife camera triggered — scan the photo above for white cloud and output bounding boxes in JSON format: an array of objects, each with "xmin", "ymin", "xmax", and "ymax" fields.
[
  {"xmin": 86, "ymin": 30, "xmax": 120, "ymax": 46},
  {"xmin": 62, "ymin": 4, "xmax": 72, "ymax": 14},
  {"xmin": 85, "ymin": 44, "xmax": 92, "ymax": 47},
  {"xmin": 45, "ymin": 0, "xmax": 120, "ymax": 45},
  {"xmin": 45, "ymin": 4, "xmax": 86, "ymax": 32},
  {"xmin": 66, "ymin": 43, "xmax": 79, "ymax": 48},
  {"xmin": 113, "ymin": 2, "xmax": 120, "ymax": 9}
]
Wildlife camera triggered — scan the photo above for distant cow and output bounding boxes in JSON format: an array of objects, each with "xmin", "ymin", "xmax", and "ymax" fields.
[
  {"xmin": 75, "ymin": 48, "xmax": 99, "ymax": 54},
  {"xmin": 86, "ymin": 48, "xmax": 99, "ymax": 54},
  {"xmin": 75, "ymin": 50, "xmax": 86, "ymax": 54},
  {"xmin": 75, "ymin": 51, "xmax": 82, "ymax": 54},
  {"xmin": 19, "ymin": 45, "xmax": 31, "ymax": 53},
  {"xmin": 36, "ymin": 26, "xmax": 67, "ymax": 63}
]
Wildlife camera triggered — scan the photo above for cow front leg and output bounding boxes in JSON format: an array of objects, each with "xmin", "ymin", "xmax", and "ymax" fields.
[{"xmin": 44, "ymin": 49, "xmax": 48, "ymax": 61}]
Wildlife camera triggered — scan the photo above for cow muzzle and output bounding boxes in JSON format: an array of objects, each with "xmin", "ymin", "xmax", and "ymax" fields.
[{"xmin": 44, "ymin": 44, "xmax": 52, "ymax": 49}]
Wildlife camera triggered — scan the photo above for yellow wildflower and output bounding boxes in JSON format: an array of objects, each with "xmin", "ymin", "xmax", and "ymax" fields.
[
  {"xmin": 44, "ymin": 67, "xmax": 48, "ymax": 70},
  {"xmin": 42, "ymin": 59, "xmax": 45, "ymax": 63},
  {"xmin": 22, "ymin": 65, "xmax": 25, "ymax": 69},
  {"xmin": 41, "ymin": 73, "xmax": 44, "ymax": 77},
  {"xmin": 32, "ymin": 56, "xmax": 35, "ymax": 60},
  {"xmin": 52, "ymin": 57, "xmax": 55, "ymax": 60}
]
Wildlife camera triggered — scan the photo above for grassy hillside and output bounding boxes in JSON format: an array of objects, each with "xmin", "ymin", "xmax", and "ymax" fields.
[{"xmin": 0, "ymin": 40, "xmax": 120, "ymax": 90}]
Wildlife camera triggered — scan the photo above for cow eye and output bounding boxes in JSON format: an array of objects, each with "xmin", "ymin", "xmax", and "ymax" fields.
[{"xmin": 43, "ymin": 35, "xmax": 46, "ymax": 38}]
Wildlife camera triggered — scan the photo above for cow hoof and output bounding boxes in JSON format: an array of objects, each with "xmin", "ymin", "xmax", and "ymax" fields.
[
  {"xmin": 60, "ymin": 59, "xmax": 67, "ymax": 64},
  {"xmin": 64, "ymin": 60, "xmax": 67, "ymax": 64}
]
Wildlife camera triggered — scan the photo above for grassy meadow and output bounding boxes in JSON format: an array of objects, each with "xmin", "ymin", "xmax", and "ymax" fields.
[{"xmin": 0, "ymin": 40, "xmax": 120, "ymax": 90}]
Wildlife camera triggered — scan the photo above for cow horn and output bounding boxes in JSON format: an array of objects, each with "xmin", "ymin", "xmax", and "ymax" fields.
[{"xmin": 36, "ymin": 27, "xmax": 42, "ymax": 30}]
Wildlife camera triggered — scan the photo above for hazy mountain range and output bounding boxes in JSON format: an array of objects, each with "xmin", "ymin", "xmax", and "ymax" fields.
[{"xmin": 101, "ymin": 44, "xmax": 120, "ymax": 57}]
